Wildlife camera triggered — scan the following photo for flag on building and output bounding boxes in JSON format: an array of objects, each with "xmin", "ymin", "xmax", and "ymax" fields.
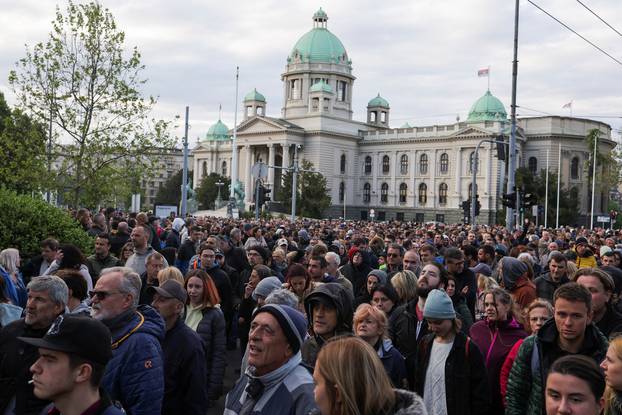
[
  {"xmin": 562, "ymin": 101, "xmax": 572, "ymax": 109},
  {"xmin": 477, "ymin": 68, "xmax": 489, "ymax": 77}
]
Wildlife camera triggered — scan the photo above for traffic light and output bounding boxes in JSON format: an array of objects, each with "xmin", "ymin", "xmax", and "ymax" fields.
[
  {"xmin": 461, "ymin": 200, "xmax": 470, "ymax": 219},
  {"xmin": 501, "ymin": 192, "xmax": 516, "ymax": 209},
  {"xmin": 258, "ymin": 185, "xmax": 272, "ymax": 207},
  {"xmin": 496, "ymin": 136, "xmax": 507, "ymax": 161},
  {"xmin": 522, "ymin": 193, "xmax": 538, "ymax": 209}
]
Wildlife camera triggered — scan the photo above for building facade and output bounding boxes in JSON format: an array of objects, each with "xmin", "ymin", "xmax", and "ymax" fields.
[{"xmin": 192, "ymin": 9, "xmax": 615, "ymax": 224}]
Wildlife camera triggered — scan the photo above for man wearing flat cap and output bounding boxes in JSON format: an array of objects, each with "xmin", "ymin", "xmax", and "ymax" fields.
[
  {"xmin": 149, "ymin": 280, "xmax": 208, "ymax": 414},
  {"xmin": 225, "ymin": 304, "xmax": 317, "ymax": 415},
  {"xmin": 21, "ymin": 315, "xmax": 124, "ymax": 415}
]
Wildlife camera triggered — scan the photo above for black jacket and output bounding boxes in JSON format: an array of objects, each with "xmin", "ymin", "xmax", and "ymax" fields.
[
  {"xmin": 414, "ymin": 332, "xmax": 491, "ymax": 415},
  {"xmin": 596, "ymin": 303, "xmax": 622, "ymax": 339},
  {"xmin": 204, "ymin": 264, "xmax": 233, "ymax": 320},
  {"xmin": 162, "ymin": 318, "xmax": 208, "ymax": 414},
  {"xmin": 164, "ymin": 229, "xmax": 180, "ymax": 249},
  {"xmin": 452, "ymin": 268, "xmax": 477, "ymax": 318},
  {"xmin": 20, "ymin": 256, "xmax": 45, "ymax": 285},
  {"xmin": 0, "ymin": 319, "xmax": 51, "ymax": 415},
  {"xmin": 138, "ymin": 273, "xmax": 158, "ymax": 306},
  {"xmin": 109, "ymin": 232, "xmax": 130, "ymax": 257},
  {"xmin": 534, "ymin": 273, "xmax": 570, "ymax": 303},
  {"xmin": 302, "ymin": 283, "xmax": 354, "ymax": 370},
  {"xmin": 339, "ymin": 262, "xmax": 373, "ymax": 296},
  {"xmin": 195, "ymin": 307, "xmax": 227, "ymax": 400},
  {"xmin": 389, "ymin": 298, "xmax": 428, "ymax": 389}
]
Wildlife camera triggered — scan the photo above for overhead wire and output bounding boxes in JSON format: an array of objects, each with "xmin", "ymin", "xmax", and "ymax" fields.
[
  {"xmin": 526, "ymin": 0, "xmax": 622, "ymax": 67},
  {"xmin": 575, "ymin": 0, "xmax": 622, "ymax": 38}
]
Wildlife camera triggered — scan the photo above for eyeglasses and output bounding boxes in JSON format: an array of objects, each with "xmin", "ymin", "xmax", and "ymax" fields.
[{"xmin": 89, "ymin": 290, "xmax": 123, "ymax": 300}]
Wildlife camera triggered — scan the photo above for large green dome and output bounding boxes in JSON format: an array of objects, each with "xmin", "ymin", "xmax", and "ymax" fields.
[
  {"xmin": 368, "ymin": 93, "xmax": 390, "ymax": 108},
  {"xmin": 288, "ymin": 9, "xmax": 349, "ymax": 65},
  {"xmin": 205, "ymin": 119, "xmax": 230, "ymax": 141},
  {"xmin": 467, "ymin": 90, "xmax": 507, "ymax": 122}
]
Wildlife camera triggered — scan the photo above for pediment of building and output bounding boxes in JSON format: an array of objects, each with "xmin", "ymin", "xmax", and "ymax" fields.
[
  {"xmin": 449, "ymin": 125, "xmax": 492, "ymax": 138},
  {"xmin": 237, "ymin": 116, "xmax": 303, "ymax": 135}
]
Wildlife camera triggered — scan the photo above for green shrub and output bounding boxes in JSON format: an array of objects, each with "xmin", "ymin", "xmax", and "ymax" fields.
[{"xmin": 0, "ymin": 189, "xmax": 93, "ymax": 259}]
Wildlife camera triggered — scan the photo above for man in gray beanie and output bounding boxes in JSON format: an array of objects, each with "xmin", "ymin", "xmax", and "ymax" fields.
[
  {"xmin": 224, "ymin": 305, "xmax": 317, "ymax": 415},
  {"xmin": 252, "ymin": 276, "xmax": 282, "ymax": 307},
  {"xmin": 500, "ymin": 256, "xmax": 536, "ymax": 308}
]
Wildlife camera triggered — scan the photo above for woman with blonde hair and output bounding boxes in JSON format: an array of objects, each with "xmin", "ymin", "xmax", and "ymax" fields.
[
  {"xmin": 601, "ymin": 335, "xmax": 622, "ymax": 414},
  {"xmin": 0, "ymin": 248, "xmax": 27, "ymax": 307},
  {"xmin": 313, "ymin": 336, "xmax": 426, "ymax": 415},
  {"xmin": 353, "ymin": 303, "xmax": 406, "ymax": 387},
  {"xmin": 390, "ymin": 270, "xmax": 418, "ymax": 304},
  {"xmin": 157, "ymin": 266, "xmax": 184, "ymax": 285}
]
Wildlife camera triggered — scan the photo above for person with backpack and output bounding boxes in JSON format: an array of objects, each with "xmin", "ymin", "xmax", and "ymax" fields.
[
  {"xmin": 506, "ymin": 283, "xmax": 609, "ymax": 415},
  {"xmin": 414, "ymin": 289, "xmax": 491, "ymax": 415}
]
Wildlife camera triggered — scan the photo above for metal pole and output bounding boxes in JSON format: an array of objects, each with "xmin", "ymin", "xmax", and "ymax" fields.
[
  {"xmin": 291, "ymin": 145, "xmax": 299, "ymax": 222},
  {"xmin": 544, "ymin": 148, "xmax": 549, "ymax": 228},
  {"xmin": 590, "ymin": 134, "xmax": 598, "ymax": 228},
  {"xmin": 506, "ymin": 0, "xmax": 520, "ymax": 230},
  {"xmin": 228, "ymin": 67, "xmax": 240, "ymax": 216},
  {"xmin": 556, "ymin": 140, "xmax": 561, "ymax": 228},
  {"xmin": 255, "ymin": 178, "xmax": 260, "ymax": 220},
  {"xmin": 343, "ymin": 186, "xmax": 346, "ymax": 220},
  {"xmin": 181, "ymin": 106, "xmax": 189, "ymax": 217},
  {"xmin": 471, "ymin": 142, "xmax": 482, "ymax": 227}
]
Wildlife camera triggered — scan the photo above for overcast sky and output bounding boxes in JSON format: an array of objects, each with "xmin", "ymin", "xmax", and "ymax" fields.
[{"xmin": 1, "ymin": 0, "xmax": 621, "ymax": 145}]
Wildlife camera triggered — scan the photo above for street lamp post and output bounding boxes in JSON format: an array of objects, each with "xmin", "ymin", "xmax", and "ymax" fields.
[{"xmin": 215, "ymin": 180, "xmax": 224, "ymax": 209}]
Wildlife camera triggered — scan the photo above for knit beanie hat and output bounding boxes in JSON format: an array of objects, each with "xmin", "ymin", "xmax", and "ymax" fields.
[
  {"xmin": 253, "ymin": 304, "xmax": 308, "ymax": 353},
  {"xmin": 252, "ymin": 276, "xmax": 283, "ymax": 301},
  {"xmin": 501, "ymin": 257, "xmax": 529, "ymax": 291},
  {"xmin": 423, "ymin": 289, "xmax": 456, "ymax": 320},
  {"xmin": 601, "ymin": 246, "xmax": 613, "ymax": 257},
  {"xmin": 367, "ymin": 269, "xmax": 388, "ymax": 286}
]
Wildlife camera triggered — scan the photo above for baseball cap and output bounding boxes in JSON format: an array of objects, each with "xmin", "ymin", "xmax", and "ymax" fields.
[
  {"xmin": 277, "ymin": 238, "xmax": 288, "ymax": 247},
  {"xmin": 214, "ymin": 248, "xmax": 224, "ymax": 258},
  {"xmin": 19, "ymin": 315, "xmax": 112, "ymax": 366},
  {"xmin": 148, "ymin": 279, "xmax": 187, "ymax": 303}
]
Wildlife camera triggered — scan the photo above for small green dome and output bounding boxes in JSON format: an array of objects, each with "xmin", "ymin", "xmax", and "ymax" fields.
[
  {"xmin": 244, "ymin": 88, "xmax": 266, "ymax": 102},
  {"xmin": 205, "ymin": 119, "xmax": 230, "ymax": 141},
  {"xmin": 288, "ymin": 10, "xmax": 349, "ymax": 65},
  {"xmin": 400, "ymin": 122, "xmax": 412, "ymax": 128},
  {"xmin": 309, "ymin": 80, "xmax": 333, "ymax": 94},
  {"xmin": 368, "ymin": 93, "xmax": 390, "ymax": 108},
  {"xmin": 467, "ymin": 90, "xmax": 507, "ymax": 122}
]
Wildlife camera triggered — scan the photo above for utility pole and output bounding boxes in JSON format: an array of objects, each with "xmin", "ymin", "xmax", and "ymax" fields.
[
  {"xmin": 181, "ymin": 106, "xmax": 189, "ymax": 217},
  {"xmin": 471, "ymin": 138, "xmax": 506, "ymax": 227},
  {"xmin": 228, "ymin": 66, "xmax": 240, "ymax": 217},
  {"xmin": 506, "ymin": 0, "xmax": 520, "ymax": 230},
  {"xmin": 590, "ymin": 133, "xmax": 598, "ymax": 229}
]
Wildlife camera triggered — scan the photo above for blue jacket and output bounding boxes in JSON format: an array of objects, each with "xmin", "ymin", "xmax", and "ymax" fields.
[
  {"xmin": 101, "ymin": 305, "xmax": 165, "ymax": 415},
  {"xmin": 377, "ymin": 339, "xmax": 407, "ymax": 388}
]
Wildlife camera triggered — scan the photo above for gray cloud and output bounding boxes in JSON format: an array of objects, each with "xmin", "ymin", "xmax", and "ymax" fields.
[{"xmin": 0, "ymin": 0, "xmax": 620, "ymax": 141}]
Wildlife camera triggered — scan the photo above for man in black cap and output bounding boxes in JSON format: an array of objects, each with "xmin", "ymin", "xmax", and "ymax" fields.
[
  {"xmin": 149, "ymin": 280, "xmax": 208, "ymax": 413},
  {"xmin": 21, "ymin": 315, "xmax": 124, "ymax": 415}
]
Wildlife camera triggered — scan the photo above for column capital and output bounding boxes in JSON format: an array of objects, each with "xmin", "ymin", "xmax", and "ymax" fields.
[{"xmin": 267, "ymin": 142, "xmax": 274, "ymax": 148}]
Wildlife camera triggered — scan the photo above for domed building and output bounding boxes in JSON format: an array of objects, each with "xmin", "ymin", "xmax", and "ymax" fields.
[{"xmin": 192, "ymin": 9, "xmax": 615, "ymax": 224}]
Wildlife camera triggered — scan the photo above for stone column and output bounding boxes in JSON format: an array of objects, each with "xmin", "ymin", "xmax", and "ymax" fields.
[
  {"xmin": 455, "ymin": 147, "xmax": 462, "ymax": 203},
  {"xmin": 244, "ymin": 145, "xmax": 252, "ymax": 203},
  {"xmin": 267, "ymin": 143, "xmax": 275, "ymax": 190},
  {"xmin": 282, "ymin": 143, "xmax": 290, "ymax": 169}
]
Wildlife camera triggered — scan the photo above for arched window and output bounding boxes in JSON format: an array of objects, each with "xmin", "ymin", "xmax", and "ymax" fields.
[
  {"xmin": 418, "ymin": 183, "xmax": 427, "ymax": 205},
  {"xmin": 400, "ymin": 154, "xmax": 409, "ymax": 175},
  {"xmin": 339, "ymin": 181, "xmax": 345, "ymax": 203},
  {"xmin": 571, "ymin": 157, "xmax": 580, "ymax": 179},
  {"xmin": 381, "ymin": 183, "xmax": 389, "ymax": 203},
  {"xmin": 439, "ymin": 183, "xmax": 448, "ymax": 205},
  {"xmin": 202, "ymin": 161, "xmax": 207, "ymax": 177},
  {"xmin": 364, "ymin": 156, "xmax": 372, "ymax": 174},
  {"xmin": 528, "ymin": 157, "xmax": 538, "ymax": 175},
  {"xmin": 469, "ymin": 151, "xmax": 478, "ymax": 173},
  {"xmin": 363, "ymin": 183, "xmax": 371, "ymax": 203},
  {"xmin": 399, "ymin": 183, "xmax": 407, "ymax": 203},
  {"xmin": 340, "ymin": 154, "xmax": 346, "ymax": 174},
  {"xmin": 382, "ymin": 155, "xmax": 390, "ymax": 174},
  {"xmin": 440, "ymin": 153, "xmax": 449, "ymax": 174},
  {"xmin": 419, "ymin": 154, "xmax": 428, "ymax": 174},
  {"xmin": 221, "ymin": 160, "xmax": 227, "ymax": 176}
]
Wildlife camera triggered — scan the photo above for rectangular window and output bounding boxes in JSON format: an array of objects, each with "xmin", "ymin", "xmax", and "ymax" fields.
[
  {"xmin": 337, "ymin": 81, "xmax": 347, "ymax": 102},
  {"xmin": 377, "ymin": 211, "xmax": 386, "ymax": 221},
  {"xmin": 289, "ymin": 79, "xmax": 301, "ymax": 100},
  {"xmin": 415, "ymin": 213, "xmax": 425, "ymax": 223},
  {"xmin": 396, "ymin": 212, "xmax": 405, "ymax": 221},
  {"xmin": 435, "ymin": 214, "xmax": 445, "ymax": 223},
  {"xmin": 360, "ymin": 210, "xmax": 368, "ymax": 220}
]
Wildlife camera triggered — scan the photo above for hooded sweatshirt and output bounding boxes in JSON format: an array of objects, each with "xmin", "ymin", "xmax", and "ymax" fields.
[{"xmin": 301, "ymin": 283, "xmax": 354, "ymax": 369}]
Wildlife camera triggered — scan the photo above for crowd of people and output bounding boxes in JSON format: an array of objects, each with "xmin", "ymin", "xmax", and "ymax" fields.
[{"xmin": 3, "ymin": 208, "xmax": 622, "ymax": 414}]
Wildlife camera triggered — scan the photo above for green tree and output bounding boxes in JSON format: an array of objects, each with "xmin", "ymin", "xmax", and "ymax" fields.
[
  {"xmin": 585, "ymin": 128, "xmax": 621, "ymax": 212},
  {"xmin": 276, "ymin": 159, "xmax": 331, "ymax": 218},
  {"xmin": 0, "ymin": 93, "xmax": 49, "ymax": 193},
  {"xmin": 196, "ymin": 173, "xmax": 230, "ymax": 210},
  {"xmin": 9, "ymin": 1, "xmax": 175, "ymax": 208},
  {"xmin": 0, "ymin": 188, "xmax": 93, "ymax": 258},
  {"xmin": 154, "ymin": 169, "xmax": 193, "ymax": 206}
]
